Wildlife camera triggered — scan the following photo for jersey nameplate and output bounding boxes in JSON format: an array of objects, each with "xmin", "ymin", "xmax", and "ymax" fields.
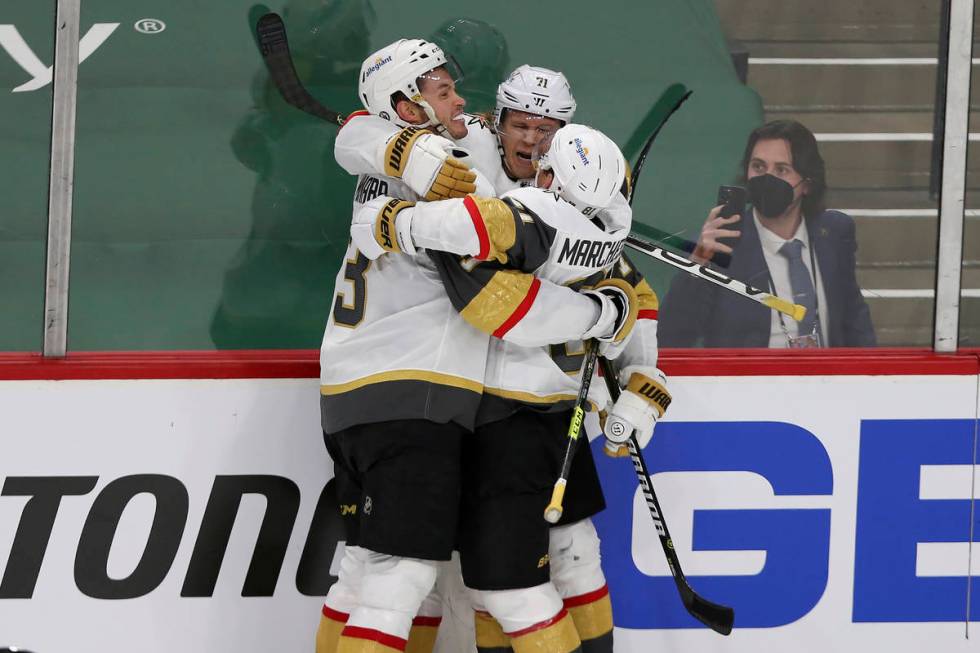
[
  {"xmin": 556, "ymin": 235, "xmax": 625, "ymax": 269},
  {"xmin": 356, "ymin": 176, "xmax": 390, "ymax": 204}
]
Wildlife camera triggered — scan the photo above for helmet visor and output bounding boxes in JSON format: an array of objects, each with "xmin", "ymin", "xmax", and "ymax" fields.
[
  {"xmin": 497, "ymin": 112, "xmax": 559, "ymax": 181},
  {"xmin": 416, "ymin": 54, "xmax": 463, "ymax": 89}
]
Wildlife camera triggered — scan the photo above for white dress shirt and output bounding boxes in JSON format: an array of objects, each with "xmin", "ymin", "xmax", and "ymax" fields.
[{"xmin": 753, "ymin": 211, "xmax": 830, "ymax": 347}]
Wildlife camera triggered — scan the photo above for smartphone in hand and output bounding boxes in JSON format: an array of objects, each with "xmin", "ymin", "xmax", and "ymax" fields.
[{"xmin": 717, "ymin": 185, "xmax": 746, "ymax": 219}]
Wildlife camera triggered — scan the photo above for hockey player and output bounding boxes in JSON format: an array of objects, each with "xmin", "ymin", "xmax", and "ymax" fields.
[
  {"xmin": 318, "ymin": 43, "xmax": 641, "ymax": 653},
  {"xmin": 339, "ymin": 65, "xmax": 647, "ymax": 653},
  {"xmin": 351, "ymin": 123, "xmax": 669, "ymax": 653}
]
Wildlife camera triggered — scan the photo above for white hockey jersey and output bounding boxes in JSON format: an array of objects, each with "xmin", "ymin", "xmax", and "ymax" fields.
[
  {"xmin": 320, "ymin": 112, "xmax": 612, "ymax": 432},
  {"xmin": 407, "ymin": 186, "xmax": 661, "ymax": 422}
]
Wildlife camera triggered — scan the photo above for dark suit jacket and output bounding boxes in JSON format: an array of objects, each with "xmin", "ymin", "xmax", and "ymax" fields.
[{"xmin": 658, "ymin": 209, "xmax": 876, "ymax": 348}]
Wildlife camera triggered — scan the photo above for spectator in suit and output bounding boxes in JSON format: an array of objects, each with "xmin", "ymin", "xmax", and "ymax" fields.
[{"xmin": 659, "ymin": 120, "xmax": 875, "ymax": 348}]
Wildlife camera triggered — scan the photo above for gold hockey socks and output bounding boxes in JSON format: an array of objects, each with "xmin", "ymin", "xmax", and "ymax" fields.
[
  {"xmin": 507, "ymin": 609, "xmax": 582, "ymax": 653},
  {"xmin": 317, "ymin": 606, "xmax": 350, "ymax": 653},
  {"xmin": 405, "ymin": 615, "xmax": 441, "ymax": 653},
  {"xmin": 564, "ymin": 586, "xmax": 613, "ymax": 653},
  {"xmin": 337, "ymin": 625, "xmax": 408, "ymax": 653},
  {"xmin": 475, "ymin": 610, "xmax": 512, "ymax": 653}
]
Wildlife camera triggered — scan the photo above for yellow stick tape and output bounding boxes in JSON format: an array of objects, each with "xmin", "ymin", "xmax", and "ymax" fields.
[
  {"xmin": 544, "ymin": 479, "xmax": 567, "ymax": 523},
  {"xmin": 763, "ymin": 295, "xmax": 807, "ymax": 321}
]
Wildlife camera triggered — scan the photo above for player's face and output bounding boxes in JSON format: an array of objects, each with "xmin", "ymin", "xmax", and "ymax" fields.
[
  {"xmin": 418, "ymin": 67, "xmax": 467, "ymax": 139},
  {"xmin": 498, "ymin": 110, "xmax": 562, "ymax": 180}
]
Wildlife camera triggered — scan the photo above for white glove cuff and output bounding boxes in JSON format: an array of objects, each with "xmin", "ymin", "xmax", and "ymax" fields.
[
  {"xmin": 401, "ymin": 133, "xmax": 450, "ymax": 196},
  {"xmin": 580, "ymin": 291, "xmax": 617, "ymax": 341},
  {"xmin": 408, "ymin": 199, "xmax": 482, "ymax": 257},
  {"xmin": 393, "ymin": 206, "xmax": 418, "ymax": 256}
]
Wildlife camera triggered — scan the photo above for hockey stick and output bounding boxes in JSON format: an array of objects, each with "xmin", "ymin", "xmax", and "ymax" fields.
[
  {"xmin": 624, "ymin": 84, "xmax": 732, "ymax": 268},
  {"xmin": 254, "ymin": 11, "xmax": 346, "ymax": 125},
  {"xmin": 624, "ymin": 232, "xmax": 805, "ymax": 320},
  {"xmin": 627, "ymin": 84, "xmax": 689, "ymax": 206},
  {"xmin": 544, "ymin": 84, "xmax": 692, "ymax": 524},
  {"xmin": 597, "ymin": 357, "xmax": 735, "ymax": 635}
]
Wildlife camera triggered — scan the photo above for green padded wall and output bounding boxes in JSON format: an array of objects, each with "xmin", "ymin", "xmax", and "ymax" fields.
[{"xmin": 0, "ymin": 3, "xmax": 54, "ymax": 351}]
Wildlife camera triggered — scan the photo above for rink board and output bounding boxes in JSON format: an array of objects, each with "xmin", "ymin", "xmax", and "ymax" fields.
[{"xmin": 0, "ymin": 374, "xmax": 977, "ymax": 652}]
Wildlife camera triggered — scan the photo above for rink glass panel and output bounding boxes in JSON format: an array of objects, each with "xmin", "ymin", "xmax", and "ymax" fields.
[
  {"xmin": 0, "ymin": 3, "xmax": 55, "ymax": 351},
  {"xmin": 60, "ymin": 0, "xmax": 757, "ymax": 350},
  {"xmin": 673, "ymin": 0, "xmax": 960, "ymax": 348},
  {"xmin": 964, "ymin": 12, "xmax": 980, "ymax": 348}
]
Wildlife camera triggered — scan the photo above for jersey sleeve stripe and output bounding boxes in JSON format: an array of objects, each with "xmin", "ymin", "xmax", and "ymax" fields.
[
  {"xmin": 463, "ymin": 195, "xmax": 491, "ymax": 260},
  {"xmin": 492, "ymin": 276, "xmax": 541, "ymax": 338},
  {"xmin": 638, "ymin": 309, "xmax": 659, "ymax": 320}
]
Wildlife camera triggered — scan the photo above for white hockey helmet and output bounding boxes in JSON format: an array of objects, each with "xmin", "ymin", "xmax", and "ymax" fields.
[
  {"xmin": 494, "ymin": 65, "xmax": 576, "ymax": 130},
  {"xmin": 358, "ymin": 38, "xmax": 459, "ymax": 128},
  {"xmin": 538, "ymin": 124, "xmax": 626, "ymax": 215}
]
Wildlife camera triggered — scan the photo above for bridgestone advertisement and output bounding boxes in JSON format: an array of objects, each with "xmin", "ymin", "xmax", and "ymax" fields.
[{"xmin": 0, "ymin": 375, "xmax": 977, "ymax": 652}]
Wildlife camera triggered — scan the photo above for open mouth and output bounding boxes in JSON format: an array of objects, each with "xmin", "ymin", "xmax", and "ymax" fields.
[{"xmin": 516, "ymin": 151, "xmax": 532, "ymax": 161}]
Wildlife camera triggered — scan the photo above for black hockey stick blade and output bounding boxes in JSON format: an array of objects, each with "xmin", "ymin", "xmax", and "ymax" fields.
[
  {"xmin": 248, "ymin": 4, "xmax": 272, "ymax": 51},
  {"xmin": 255, "ymin": 12, "xmax": 345, "ymax": 125},
  {"xmin": 599, "ymin": 358, "xmax": 735, "ymax": 635},
  {"xmin": 677, "ymin": 580, "xmax": 735, "ymax": 635}
]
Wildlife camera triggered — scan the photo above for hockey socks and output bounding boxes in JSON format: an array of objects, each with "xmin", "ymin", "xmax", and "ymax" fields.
[
  {"xmin": 507, "ymin": 609, "xmax": 582, "ymax": 653},
  {"xmin": 475, "ymin": 610, "xmax": 512, "ymax": 653},
  {"xmin": 563, "ymin": 586, "xmax": 613, "ymax": 653},
  {"xmin": 405, "ymin": 615, "xmax": 441, "ymax": 653},
  {"xmin": 317, "ymin": 606, "xmax": 351, "ymax": 653}
]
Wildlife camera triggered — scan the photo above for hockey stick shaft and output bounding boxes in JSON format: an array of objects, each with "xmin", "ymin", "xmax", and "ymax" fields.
[
  {"xmin": 543, "ymin": 339, "xmax": 601, "ymax": 523},
  {"xmin": 544, "ymin": 85, "xmax": 693, "ymax": 524},
  {"xmin": 598, "ymin": 358, "xmax": 734, "ymax": 635},
  {"xmin": 634, "ymin": 223, "xmax": 731, "ymax": 269},
  {"xmin": 255, "ymin": 12, "xmax": 346, "ymax": 125},
  {"xmin": 624, "ymin": 233, "xmax": 806, "ymax": 320}
]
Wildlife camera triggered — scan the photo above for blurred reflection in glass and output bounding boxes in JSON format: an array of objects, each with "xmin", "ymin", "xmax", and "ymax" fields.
[
  {"xmin": 429, "ymin": 18, "xmax": 509, "ymax": 115},
  {"xmin": 658, "ymin": 120, "xmax": 876, "ymax": 348},
  {"xmin": 211, "ymin": 0, "xmax": 377, "ymax": 348}
]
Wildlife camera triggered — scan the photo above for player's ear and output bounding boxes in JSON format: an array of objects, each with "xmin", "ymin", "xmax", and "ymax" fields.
[{"xmin": 394, "ymin": 98, "xmax": 425, "ymax": 124}]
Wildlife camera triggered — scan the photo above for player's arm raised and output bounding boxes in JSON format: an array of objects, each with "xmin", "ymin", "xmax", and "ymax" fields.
[{"xmin": 335, "ymin": 113, "xmax": 485, "ymax": 200}]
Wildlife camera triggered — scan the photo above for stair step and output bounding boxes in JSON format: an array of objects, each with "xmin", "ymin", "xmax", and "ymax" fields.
[
  {"xmin": 748, "ymin": 63, "xmax": 980, "ymax": 110},
  {"xmin": 739, "ymin": 42, "xmax": 960, "ymax": 58},
  {"xmin": 716, "ymin": 0, "xmax": 964, "ymax": 43},
  {"xmin": 763, "ymin": 110, "xmax": 943, "ymax": 133},
  {"xmin": 818, "ymin": 140, "xmax": 980, "ymax": 191},
  {"xmin": 864, "ymin": 296, "xmax": 980, "ymax": 345}
]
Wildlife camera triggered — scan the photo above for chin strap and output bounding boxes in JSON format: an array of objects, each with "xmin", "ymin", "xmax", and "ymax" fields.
[{"xmin": 417, "ymin": 100, "xmax": 448, "ymax": 137}]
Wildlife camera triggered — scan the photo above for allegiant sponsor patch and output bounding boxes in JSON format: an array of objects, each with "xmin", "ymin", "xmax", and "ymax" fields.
[{"xmin": 363, "ymin": 55, "xmax": 393, "ymax": 78}]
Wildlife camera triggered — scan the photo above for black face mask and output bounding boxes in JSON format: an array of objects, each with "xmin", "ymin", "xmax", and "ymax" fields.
[{"xmin": 748, "ymin": 174, "xmax": 800, "ymax": 218}]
